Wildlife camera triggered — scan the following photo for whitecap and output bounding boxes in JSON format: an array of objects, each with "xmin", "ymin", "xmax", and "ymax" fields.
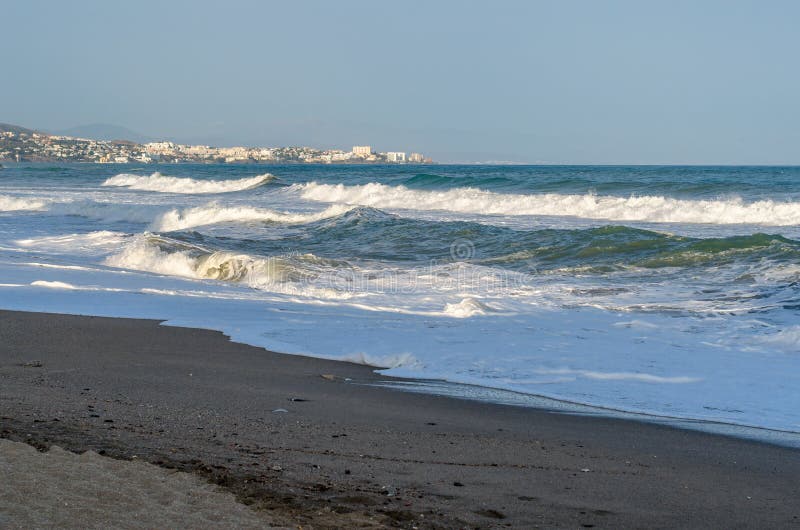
[
  {"xmin": 298, "ymin": 182, "xmax": 800, "ymax": 226},
  {"xmin": 102, "ymin": 172, "xmax": 273, "ymax": 193},
  {"xmin": 151, "ymin": 203, "xmax": 353, "ymax": 231},
  {"xmin": 104, "ymin": 234, "xmax": 350, "ymax": 299}
]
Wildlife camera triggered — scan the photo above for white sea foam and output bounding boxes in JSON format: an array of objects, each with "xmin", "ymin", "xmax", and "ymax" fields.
[
  {"xmin": 16, "ymin": 231, "xmax": 128, "ymax": 254},
  {"xmin": 30, "ymin": 280, "xmax": 78, "ymax": 290},
  {"xmin": 534, "ymin": 368, "xmax": 702, "ymax": 384},
  {"xmin": 104, "ymin": 235, "xmax": 348, "ymax": 298},
  {"xmin": 443, "ymin": 297, "xmax": 493, "ymax": 318},
  {"xmin": 339, "ymin": 351, "xmax": 419, "ymax": 369},
  {"xmin": 2, "ymin": 233, "xmax": 798, "ymax": 432},
  {"xmin": 151, "ymin": 203, "xmax": 353, "ymax": 231},
  {"xmin": 104, "ymin": 236, "xmax": 198, "ymax": 278},
  {"xmin": 0, "ymin": 195, "xmax": 47, "ymax": 212},
  {"xmin": 51, "ymin": 199, "xmax": 352, "ymax": 231},
  {"xmin": 30, "ymin": 279, "xmax": 127, "ymax": 292},
  {"xmin": 298, "ymin": 182, "xmax": 800, "ymax": 225},
  {"xmin": 24, "ymin": 262, "xmax": 94, "ymax": 271},
  {"xmin": 102, "ymin": 172, "xmax": 273, "ymax": 193}
]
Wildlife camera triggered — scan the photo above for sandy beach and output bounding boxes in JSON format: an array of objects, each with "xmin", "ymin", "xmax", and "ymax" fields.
[
  {"xmin": 5, "ymin": 1, "xmax": 800, "ymax": 527},
  {"xmin": 0, "ymin": 438, "xmax": 279, "ymax": 529},
  {"xmin": 1, "ymin": 309, "xmax": 799, "ymax": 528}
]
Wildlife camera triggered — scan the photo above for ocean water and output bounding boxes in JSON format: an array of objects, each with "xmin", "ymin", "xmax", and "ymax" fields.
[{"xmin": 1, "ymin": 164, "xmax": 799, "ymax": 434}]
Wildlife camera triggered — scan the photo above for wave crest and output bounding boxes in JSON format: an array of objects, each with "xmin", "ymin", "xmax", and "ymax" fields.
[
  {"xmin": 104, "ymin": 234, "xmax": 350, "ymax": 298},
  {"xmin": 152, "ymin": 203, "xmax": 354, "ymax": 231},
  {"xmin": 102, "ymin": 172, "xmax": 273, "ymax": 193},
  {"xmin": 297, "ymin": 182, "xmax": 800, "ymax": 226}
]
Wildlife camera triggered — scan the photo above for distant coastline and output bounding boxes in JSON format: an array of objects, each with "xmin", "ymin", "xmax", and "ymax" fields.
[{"xmin": 0, "ymin": 123, "xmax": 433, "ymax": 165}]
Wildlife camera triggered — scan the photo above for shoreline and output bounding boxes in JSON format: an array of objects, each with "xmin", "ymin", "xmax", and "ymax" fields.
[
  {"xmin": 2, "ymin": 309, "xmax": 799, "ymax": 527},
  {"xmin": 4, "ymin": 301, "xmax": 797, "ymax": 446},
  {"xmin": 377, "ymin": 379, "xmax": 800, "ymax": 449}
]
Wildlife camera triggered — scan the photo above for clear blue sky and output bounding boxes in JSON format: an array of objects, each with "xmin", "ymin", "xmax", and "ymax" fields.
[{"xmin": 2, "ymin": 0, "xmax": 798, "ymax": 163}]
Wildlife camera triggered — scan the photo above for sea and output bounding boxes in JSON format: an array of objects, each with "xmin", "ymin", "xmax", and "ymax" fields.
[{"xmin": 1, "ymin": 163, "xmax": 799, "ymax": 439}]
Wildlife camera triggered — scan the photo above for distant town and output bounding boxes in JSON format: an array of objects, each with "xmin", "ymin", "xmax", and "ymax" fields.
[{"xmin": 0, "ymin": 123, "xmax": 433, "ymax": 164}]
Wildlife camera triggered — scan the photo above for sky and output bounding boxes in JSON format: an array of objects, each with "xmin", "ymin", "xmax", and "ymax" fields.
[{"xmin": 2, "ymin": 0, "xmax": 799, "ymax": 164}]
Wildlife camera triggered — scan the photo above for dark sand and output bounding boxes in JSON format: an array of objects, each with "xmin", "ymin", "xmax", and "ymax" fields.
[{"xmin": 1, "ymin": 309, "xmax": 799, "ymax": 528}]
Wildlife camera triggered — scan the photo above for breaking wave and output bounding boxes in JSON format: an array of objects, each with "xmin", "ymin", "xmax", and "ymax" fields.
[
  {"xmin": 104, "ymin": 234, "xmax": 351, "ymax": 298},
  {"xmin": 152, "ymin": 203, "xmax": 354, "ymax": 232},
  {"xmin": 298, "ymin": 182, "xmax": 800, "ymax": 225},
  {"xmin": 49, "ymin": 200, "xmax": 352, "ymax": 231},
  {"xmin": 102, "ymin": 172, "xmax": 274, "ymax": 193},
  {"xmin": 0, "ymin": 195, "xmax": 47, "ymax": 211}
]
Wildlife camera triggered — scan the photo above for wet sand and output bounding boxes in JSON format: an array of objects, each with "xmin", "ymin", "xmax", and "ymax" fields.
[{"xmin": 1, "ymin": 309, "xmax": 799, "ymax": 528}]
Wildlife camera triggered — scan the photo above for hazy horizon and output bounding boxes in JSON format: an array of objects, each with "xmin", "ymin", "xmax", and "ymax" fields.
[{"xmin": 2, "ymin": 0, "xmax": 799, "ymax": 164}]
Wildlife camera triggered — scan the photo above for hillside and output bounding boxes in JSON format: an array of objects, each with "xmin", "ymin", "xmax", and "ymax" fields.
[
  {"xmin": 0, "ymin": 123, "xmax": 43, "ymax": 136},
  {"xmin": 54, "ymin": 123, "xmax": 151, "ymax": 143}
]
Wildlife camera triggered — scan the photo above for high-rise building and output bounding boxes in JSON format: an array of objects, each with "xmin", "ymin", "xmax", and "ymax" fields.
[
  {"xmin": 408, "ymin": 152, "xmax": 424, "ymax": 163},
  {"xmin": 386, "ymin": 151, "xmax": 406, "ymax": 162},
  {"xmin": 352, "ymin": 145, "xmax": 372, "ymax": 156}
]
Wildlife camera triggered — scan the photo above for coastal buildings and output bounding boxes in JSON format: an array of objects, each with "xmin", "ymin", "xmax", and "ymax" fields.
[{"xmin": 0, "ymin": 123, "xmax": 432, "ymax": 164}]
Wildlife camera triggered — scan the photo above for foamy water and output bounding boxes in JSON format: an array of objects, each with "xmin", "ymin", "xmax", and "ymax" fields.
[
  {"xmin": 150, "ymin": 203, "xmax": 353, "ymax": 231},
  {"xmin": 1, "ymin": 163, "xmax": 798, "ymax": 435},
  {"xmin": 0, "ymin": 194, "xmax": 47, "ymax": 211},
  {"xmin": 102, "ymin": 171, "xmax": 273, "ymax": 193},
  {"xmin": 298, "ymin": 181, "xmax": 800, "ymax": 225}
]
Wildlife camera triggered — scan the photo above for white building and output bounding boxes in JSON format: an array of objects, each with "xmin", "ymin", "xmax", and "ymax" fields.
[
  {"xmin": 254, "ymin": 148, "xmax": 275, "ymax": 160},
  {"xmin": 183, "ymin": 145, "xmax": 213, "ymax": 156},
  {"xmin": 352, "ymin": 145, "xmax": 372, "ymax": 156},
  {"xmin": 219, "ymin": 146, "xmax": 249, "ymax": 158},
  {"xmin": 143, "ymin": 141, "xmax": 177, "ymax": 154},
  {"xmin": 408, "ymin": 152, "xmax": 424, "ymax": 163},
  {"xmin": 386, "ymin": 151, "xmax": 406, "ymax": 162}
]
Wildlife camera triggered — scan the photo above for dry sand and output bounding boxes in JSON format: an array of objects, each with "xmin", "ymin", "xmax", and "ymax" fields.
[
  {"xmin": 0, "ymin": 438, "xmax": 277, "ymax": 529},
  {"xmin": 1, "ymin": 309, "xmax": 799, "ymax": 528}
]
